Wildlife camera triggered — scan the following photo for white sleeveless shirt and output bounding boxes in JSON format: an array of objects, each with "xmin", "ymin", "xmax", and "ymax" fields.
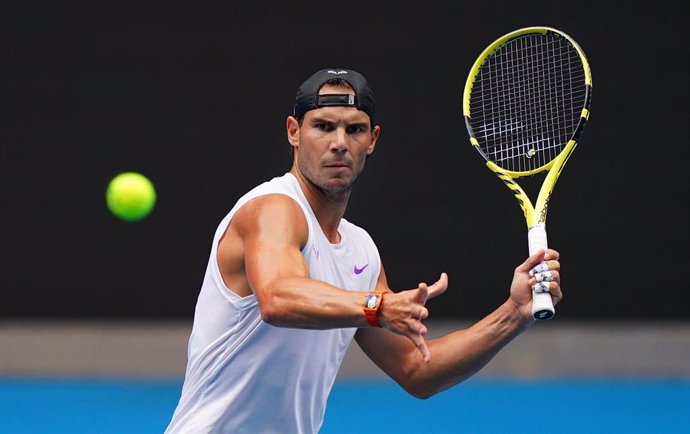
[{"xmin": 165, "ymin": 173, "xmax": 381, "ymax": 434}]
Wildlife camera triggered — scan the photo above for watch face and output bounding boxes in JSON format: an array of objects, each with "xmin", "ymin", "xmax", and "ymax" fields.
[{"xmin": 365, "ymin": 294, "xmax": 380, "ymax": 309}]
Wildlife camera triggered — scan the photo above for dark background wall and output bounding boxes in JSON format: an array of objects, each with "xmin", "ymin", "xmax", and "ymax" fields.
[{"xmin": 1, "ymin": 1, "xmax": 687, "ymax": 321}]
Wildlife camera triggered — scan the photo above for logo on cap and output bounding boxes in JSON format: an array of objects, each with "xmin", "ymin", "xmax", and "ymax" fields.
[{"xmin": 327, "ymin": 70, "xmax": 348, "ymax": 75}]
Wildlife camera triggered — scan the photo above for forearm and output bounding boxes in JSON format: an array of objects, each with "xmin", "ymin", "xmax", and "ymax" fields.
[
  {"xmin": 258, "ymin": 276, "xmax": 370, "ymax": 329},
  {"xmin": 411, "ymin": 301, "xmax": 531, "ymax": 397}
]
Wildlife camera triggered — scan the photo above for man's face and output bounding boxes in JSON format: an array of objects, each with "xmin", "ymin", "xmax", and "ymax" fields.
[{"xmin": 287, "ymin": 85, "xmax": 380, "ymax": 196}]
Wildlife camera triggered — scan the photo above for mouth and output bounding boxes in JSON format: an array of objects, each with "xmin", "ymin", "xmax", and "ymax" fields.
[{"xmin": 323, "ymin": 161, "xmax": 352, "ymax": 169}]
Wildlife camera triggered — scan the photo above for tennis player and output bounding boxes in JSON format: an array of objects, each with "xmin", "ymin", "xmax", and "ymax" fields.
[{"xmin": 165, "ymin": 68, "xmax": 562, "ymax": 434}]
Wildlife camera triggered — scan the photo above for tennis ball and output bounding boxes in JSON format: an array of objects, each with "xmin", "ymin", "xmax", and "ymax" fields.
[{"xmin": 106, "ymin": 172, "xmax": 157, "ymax": 221}]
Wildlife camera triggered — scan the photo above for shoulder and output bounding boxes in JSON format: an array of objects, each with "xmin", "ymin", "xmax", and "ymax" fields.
[
  {"xmin": 223, "ymin": 193, "xmax": 310, "ymax": 252},
  {"xmin": 240, "ymin": 173, "xmax": 298, "ymax": 200},
  {"xmin": 232, "ymin": 174, "xmax": 308, "ymax": 229},
  {"xmin": 225, "ymin": 174, "xmax": 311, "ymax": 248},
  {"xmin": 235, "ymin": 194, "xmax": 306, "ymax": 232}
]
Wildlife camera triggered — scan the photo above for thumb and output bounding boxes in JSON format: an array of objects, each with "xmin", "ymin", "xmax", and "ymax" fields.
[
  {"xmin": 427, "ymin": 272, "xmax": 448, "ymax": 300},
  {"xmin": 518, "ymin": 249, "xmax": 546, "ymax": 272}
]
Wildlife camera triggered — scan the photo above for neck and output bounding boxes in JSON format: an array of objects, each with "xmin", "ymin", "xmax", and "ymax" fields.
[{"xmin": 290, "ymin": 168, "xmax": 350, "ymax": 244}]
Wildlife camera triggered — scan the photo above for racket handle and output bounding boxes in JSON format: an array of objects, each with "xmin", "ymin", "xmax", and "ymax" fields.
[{"xmin": 528, "ymin": 224, "xmax": 555, "ymax": 320}]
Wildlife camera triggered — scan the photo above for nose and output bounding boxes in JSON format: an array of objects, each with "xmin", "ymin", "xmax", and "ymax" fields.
[{"xmin": 329, "ymin": 127, "xmax": 348, "ymax": 153}]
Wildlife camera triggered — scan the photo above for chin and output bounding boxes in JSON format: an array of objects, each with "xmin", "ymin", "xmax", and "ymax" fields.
[
  {"xmin": 321, "ymin": 177, "xmax": 354, "ymax": 195},
  {"xmin": 325, "ymin": 180, "xmax": 351, "ymax": 193}
]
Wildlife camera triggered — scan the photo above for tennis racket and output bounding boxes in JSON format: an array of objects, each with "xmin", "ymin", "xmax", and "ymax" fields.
[{"xmin": 462, "ymin": 27, "xmax": 592, "ymax": 320}]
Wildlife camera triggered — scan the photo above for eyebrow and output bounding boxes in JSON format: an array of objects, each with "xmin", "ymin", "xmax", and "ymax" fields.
[{"xmin": 310, "ymin": 117, "xmax": 370, "ymax": 130}]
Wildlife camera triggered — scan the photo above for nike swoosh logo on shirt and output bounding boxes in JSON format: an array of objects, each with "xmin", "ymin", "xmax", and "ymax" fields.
[{"xmin": 354, "ymin": 264, "xmax": 369, "ymax": 275}]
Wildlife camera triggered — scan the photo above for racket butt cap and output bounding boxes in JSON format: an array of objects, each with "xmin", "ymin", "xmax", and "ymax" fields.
[
  {"xmin": 533, "ymin": 309, "xmax": 555, "ymax": 320},
  {"xmin": 532, "ymin": 290, "xmax": 555, "ymax": 320}
]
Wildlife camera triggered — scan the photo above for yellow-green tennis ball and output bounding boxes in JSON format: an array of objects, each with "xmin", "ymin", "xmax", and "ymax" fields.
[{"xmin": 106, "ymin": 172, "xmax": 157, "ymax": 221}]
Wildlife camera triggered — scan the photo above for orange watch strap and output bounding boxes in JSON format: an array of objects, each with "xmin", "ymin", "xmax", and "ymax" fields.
[{"xmin": 363, "ymin": 290, "xmax": 385, "ymax": 327}]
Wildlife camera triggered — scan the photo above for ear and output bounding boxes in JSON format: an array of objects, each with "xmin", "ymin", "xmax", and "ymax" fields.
[
  {"xmin": 286, "ymin": 116, "xmax": 300, "ymax": 148},
  {"xmin": 367, "ymin": 125, "xmax": 381, "ymax": 155}
]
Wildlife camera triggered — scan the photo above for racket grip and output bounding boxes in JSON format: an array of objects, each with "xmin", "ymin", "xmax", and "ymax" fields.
[{"xmin": 528, "ymin": 224, "xmax": 555, "ymax": 320}]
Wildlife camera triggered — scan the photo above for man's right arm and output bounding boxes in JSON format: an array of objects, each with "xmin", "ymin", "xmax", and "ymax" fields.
[
  {"xmin": 218, "ymin": 192, "xmax": 442, "ymax": 361},
  {"xmin": 218, "ymin": 194, "xmax": 369, "ymax": 329}
]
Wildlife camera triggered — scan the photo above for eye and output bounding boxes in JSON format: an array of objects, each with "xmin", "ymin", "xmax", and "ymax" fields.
[
  {"xmin": 346, "ymin": 124, "xmax": 367, "ymax": 134},
  {"xmin": 314, "ymin": 122, "xmax": 333, "ymax": 131}
]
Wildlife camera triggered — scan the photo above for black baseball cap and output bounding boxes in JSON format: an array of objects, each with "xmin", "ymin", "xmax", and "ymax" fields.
[{"xmin": 293, "ymin": 68, "xmax": 376, "ymax": 124}]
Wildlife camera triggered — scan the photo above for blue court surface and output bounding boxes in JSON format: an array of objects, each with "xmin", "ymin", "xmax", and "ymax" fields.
[{"xmin": 0, "ymin": 378, "xmax": 688, "ymax": 433}]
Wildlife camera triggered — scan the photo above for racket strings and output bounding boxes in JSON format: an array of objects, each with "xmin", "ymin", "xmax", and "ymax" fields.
[{"xmin": 469, "ymin": 33, "xmax": 587, "ymax": 173}]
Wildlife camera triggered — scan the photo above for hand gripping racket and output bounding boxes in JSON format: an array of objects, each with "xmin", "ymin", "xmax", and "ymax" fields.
[{"xmin": 462, "ymin": 27, "xmax": 592, "ymax": 320}]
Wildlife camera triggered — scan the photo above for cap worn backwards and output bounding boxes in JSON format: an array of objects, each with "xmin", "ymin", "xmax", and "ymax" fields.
[{"xmin": 293, "ymin": 68, "xmax": 376, "ymax": 124}]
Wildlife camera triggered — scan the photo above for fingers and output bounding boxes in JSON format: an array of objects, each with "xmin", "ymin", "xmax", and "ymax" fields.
[
  {"xmin": 528, "ymin": 261, "xmax": 560, "ymax": 277},
  {"xmin": 382, "ymin": 285, "xmax": 434, "ymax": 363},
  {"xmin": 409, "ymin": 333, "xmax": 431, "ymax": 363},
  {"xmin": 414, "ymin": 282, "xmax": 429, "ymax": 304},
  {"xmin": 531, "ymin": 280, "xmax": 562, "ymax": 300},
  {"xmin": 381, "ymin": 276, "xmax": 446, "ymax": 364},
  {"xmin": 381, "ymin": 286, "xmax": 431, "ymax": 325},
  {"xmin": 409, "ymin": 304, "xmax": 429, "ymax": 321},
  {"xmin": 528, "ymin": 248, "xmax": 560, "ymax": 279},
  {"xmin": 409, "ymin": 285, "xmax": 430, "ymax": 324},
  {"xmin": 426, "ymin": 272, "xmax": 448, "ymax": 300},
  {"xmin": 520, "ymin": 248, "xmax": 560, "ymax": 272},
  {"xmin": 408, "ymin": 290, "xmax": 431, "ymax": 362},
  {"xmin": 532, "ymin": 281, "xmax": 554, "ymax": 294},
  {"xmin": 543, "ymin": 249, "xmax": 560, "ymax": 261},
  {"xmin": 526, "ymin": 249, "xmax": 561, "ymax": 298},
  {"xmin": 530, "ymin": 268, "xmax": 561, "ymax": 288},
  {"xmin": 404, "ymin": 321, "xmax": 430, "ymax": 363},
  {"xmin": 534, "ymin": 270, "xmax": 555, "ymax": 282},
  {"xmin": 528, "ymin": 261, "xmax": 562, "ymax": 303}
]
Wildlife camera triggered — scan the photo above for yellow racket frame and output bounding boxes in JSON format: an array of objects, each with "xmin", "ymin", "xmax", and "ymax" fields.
[{"xmin": 463, "ymin": 27, "xmax": 592, "ymax": 228}]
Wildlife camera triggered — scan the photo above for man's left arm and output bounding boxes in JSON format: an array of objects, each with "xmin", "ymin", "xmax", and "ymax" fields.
[{"xmin": 354, "ymin": 249, "xmax": 561, "ymax": 399}]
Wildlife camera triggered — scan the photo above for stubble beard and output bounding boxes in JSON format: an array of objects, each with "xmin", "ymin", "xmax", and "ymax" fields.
[{"xmin": 298, "ymin": 163, "xmax": 359, "ymax": 203}]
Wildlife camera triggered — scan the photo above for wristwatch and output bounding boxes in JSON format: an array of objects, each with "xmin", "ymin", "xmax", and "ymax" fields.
[{"xmin": 362, "ymin": 291, "xmax": 385, "ymax": 327}]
